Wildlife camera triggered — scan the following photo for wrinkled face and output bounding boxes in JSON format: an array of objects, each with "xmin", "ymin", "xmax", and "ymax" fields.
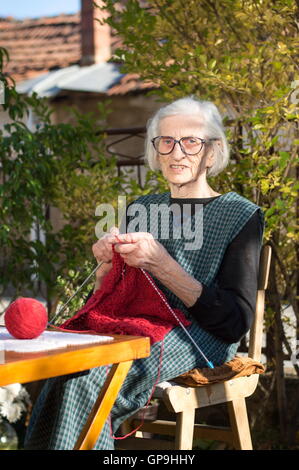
[{"xmin": 156, "ymin": 114, "xmax": 214, "ymax": 187}]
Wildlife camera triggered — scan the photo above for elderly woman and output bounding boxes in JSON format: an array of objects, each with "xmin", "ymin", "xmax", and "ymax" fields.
[{"xmin": 25, "ymin": 97, "xmax": 264, "ymax": 450}]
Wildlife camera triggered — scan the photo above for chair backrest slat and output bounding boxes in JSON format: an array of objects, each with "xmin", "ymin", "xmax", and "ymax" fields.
[
  {"xmin": 258, "ymin": 245, "xmax": 272, "ymax": 291},
  {"xmin": 248, "ymin": 245, "xmax": 272, "ymax": 361}
]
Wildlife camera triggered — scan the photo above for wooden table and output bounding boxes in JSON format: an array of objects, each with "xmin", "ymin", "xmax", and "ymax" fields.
[{"xmin": 0, "ymin": 333, "xmax": 150, "ymax": 450}]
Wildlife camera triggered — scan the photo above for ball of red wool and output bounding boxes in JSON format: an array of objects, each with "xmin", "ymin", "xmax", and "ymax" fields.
[{"xmin": 5, "ymin": 298, "xmax": 48, "ymax": 339}]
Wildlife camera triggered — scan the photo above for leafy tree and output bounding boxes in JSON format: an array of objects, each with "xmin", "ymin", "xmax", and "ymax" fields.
[
  {"xmin": 0, "ymin": 47, "xmax": 125, "ymax": 318},
  {"xmin": 102, "ymin": 0, "xmax": 299, "ymax": 446}
]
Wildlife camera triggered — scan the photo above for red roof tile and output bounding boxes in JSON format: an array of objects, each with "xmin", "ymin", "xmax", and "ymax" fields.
[
  {"xmin": 0, "ymin": 13, "xmax": 156, "ymax": 94},
  {"xmin": 0, "ymin": 14, "xmax": 121, "ymax": 83},
  {"xmin": 108, "ymin": 73, "xmax": 158, "ymax": 95},
  {"xmin": 0, "ymin": 15, "xmax": 82, "ymax": 82}
]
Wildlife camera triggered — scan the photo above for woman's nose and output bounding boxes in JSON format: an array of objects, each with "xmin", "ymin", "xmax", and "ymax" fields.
[{"xmin": 170, "ymin": 142, "xmax": 186, "ymax": 160}]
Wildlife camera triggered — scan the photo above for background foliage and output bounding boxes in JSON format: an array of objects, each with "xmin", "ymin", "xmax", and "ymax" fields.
[
  {"xmin": 0, "ymin": 47, "xmax": 126, "ymax": 318},
  {"xmin": 102, "ymin": 0, "xmax": 299, "ymax": 446}
]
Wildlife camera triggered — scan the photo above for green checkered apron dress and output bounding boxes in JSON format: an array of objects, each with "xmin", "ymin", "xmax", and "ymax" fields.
[{"xmin": 24, "ymin": 191, "xmax": 264, "ymax": 450}]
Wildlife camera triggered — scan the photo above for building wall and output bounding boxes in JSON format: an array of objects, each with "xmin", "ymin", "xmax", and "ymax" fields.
[
  {"xmin": 52, "ymin": 90, "xmax": 163, "ymax": 185},
  {"xmin": 47, "ymin": 91, "xmax": 163, "ymax": 232}
]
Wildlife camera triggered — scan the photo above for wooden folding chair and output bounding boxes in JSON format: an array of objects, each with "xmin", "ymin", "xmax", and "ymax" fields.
[{"xmin": 118, "ymin": 244, "xmax": 272, "ymax": 450}]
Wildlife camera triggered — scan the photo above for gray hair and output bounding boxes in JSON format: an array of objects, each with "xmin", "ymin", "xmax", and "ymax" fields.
[{"xmin": 145, "ymin": 96, "xmax": 229, "ymax": 177}]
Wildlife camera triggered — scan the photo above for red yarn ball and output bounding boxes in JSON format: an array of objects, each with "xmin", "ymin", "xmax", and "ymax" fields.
[{"xmin": 5, "ymin": 297, "xmax": 48, "ymax": 339}]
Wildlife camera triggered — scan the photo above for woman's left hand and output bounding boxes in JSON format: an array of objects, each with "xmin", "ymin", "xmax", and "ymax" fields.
[{"xmin": 113, "ymin": 232, "xmax": 169, "ymax": 271}]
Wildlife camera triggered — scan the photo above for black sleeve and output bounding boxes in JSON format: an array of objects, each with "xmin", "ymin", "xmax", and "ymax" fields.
[{"xmin": 187, "ymin": 211, "xmax": 263, "ymax": 344}]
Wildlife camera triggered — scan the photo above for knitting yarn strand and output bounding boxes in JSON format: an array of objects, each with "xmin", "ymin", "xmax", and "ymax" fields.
[{"xmin": 141, "ymin": 268, "xmax": 214, "ymax": 369}]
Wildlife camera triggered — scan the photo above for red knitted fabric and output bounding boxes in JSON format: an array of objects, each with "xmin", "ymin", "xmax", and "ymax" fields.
[{"xmin": 61, "ymin": 252, "xmax": 191, "ymax": 344}]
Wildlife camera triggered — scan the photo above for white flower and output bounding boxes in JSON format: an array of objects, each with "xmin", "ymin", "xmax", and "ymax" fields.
[
  {"xmin": 0, "ymin": 384, "xmax": 31, "ymax": 423},
  {"xmin": 0, "ymin": 384, "xmax": 21, "ymax": 405},
  {"xmin": 18, "ymin": 387, "xmax": 31, "ymax": 405},
  {"xmin": 0, "ymin": 401, "xmax": 24, "ymax": 423},
  {"xmin": 0, "ymin": 387, "xmax": 9, "ymax": 404},
  {"xmin": 5, "ymin": 384, "xmax": 22, "ymax": 398}
]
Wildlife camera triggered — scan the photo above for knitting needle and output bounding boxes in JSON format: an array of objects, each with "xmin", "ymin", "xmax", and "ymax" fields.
[
  {"xmin": 115, "ymin": 235, "xmax": 214, "ymax": 369},
  {"xmin": 140, "ymin": 268, "xmax": 215, "ymax": 369},
  {"xmin": 49, "ymin": 261, "xmax": 104, "ymax": 326},
  {"xmin": 49, "ymin": 235, "xmax": 126, "ymax": 326}
]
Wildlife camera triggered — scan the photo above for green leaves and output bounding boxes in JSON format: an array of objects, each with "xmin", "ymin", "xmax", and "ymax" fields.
[
  {"xmin": 0, "ymin": 48, "xmax": 129, "ymax": 310},
  {"xmin": 103, "ymin": 0, "xmax": 299, "ymax": 108}
]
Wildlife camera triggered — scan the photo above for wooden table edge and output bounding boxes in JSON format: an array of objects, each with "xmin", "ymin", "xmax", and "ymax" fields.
[{"xmin": 0, "ymin": 335, "xmax": 150, "ymax": 386}]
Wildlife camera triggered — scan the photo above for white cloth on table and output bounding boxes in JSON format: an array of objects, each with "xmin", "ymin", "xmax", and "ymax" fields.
[{"xmin": 0, "ymin": 327, "xmax": 113, "ymax": 352}]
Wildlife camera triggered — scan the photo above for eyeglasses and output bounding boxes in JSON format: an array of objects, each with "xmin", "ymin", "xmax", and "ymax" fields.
[{"xmin": 151, "ymin": 136, "xmax": 219, "ymax": 156}]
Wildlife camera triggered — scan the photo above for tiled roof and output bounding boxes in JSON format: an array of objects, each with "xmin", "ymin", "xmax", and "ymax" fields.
[
  {"xmin": 0, "ymin": 14, "xmax": 121, "ymax": 83},
  {"xmin": 0, "ymin": 14, "xmax": 157, "ymax": 95},
  {"xmin": 108, "ymin": 73, "xmax": 158, "ymax": 96},
  {"xmin": 0, "ymin": 14, "xmax": 81, "ymax": 82},
  {"xmin": 16, "ymin": 63, "xmax": 124, "ymax": 97}
]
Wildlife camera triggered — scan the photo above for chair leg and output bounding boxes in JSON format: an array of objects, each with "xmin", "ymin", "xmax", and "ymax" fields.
[
  {"xmin": 175, "ymin": 408, "xmax": 195, "ymax": 450},
  {"xmin": 227, "ymin": 398, "xmax": 253, "ymax": 450}
]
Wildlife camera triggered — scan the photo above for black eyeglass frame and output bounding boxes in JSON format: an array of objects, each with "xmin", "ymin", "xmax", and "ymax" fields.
[{"xmin": 151, "ymin": 136, "xmax": 220, "ymax": 156}]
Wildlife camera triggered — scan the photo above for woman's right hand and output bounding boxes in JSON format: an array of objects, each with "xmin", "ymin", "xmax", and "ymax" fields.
[
  {"xmin": 92, "ymin": 226, "xmax": 120, "ymax": 264},
  {"xmin": 92, "ymin": 227, "xmax": 119, "ymax": 288}
]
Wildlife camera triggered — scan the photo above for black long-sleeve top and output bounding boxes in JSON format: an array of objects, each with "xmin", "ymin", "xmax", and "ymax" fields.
[{"xmin": 170, "ymin": 196, "xmax": 263, "ymax": 344}]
